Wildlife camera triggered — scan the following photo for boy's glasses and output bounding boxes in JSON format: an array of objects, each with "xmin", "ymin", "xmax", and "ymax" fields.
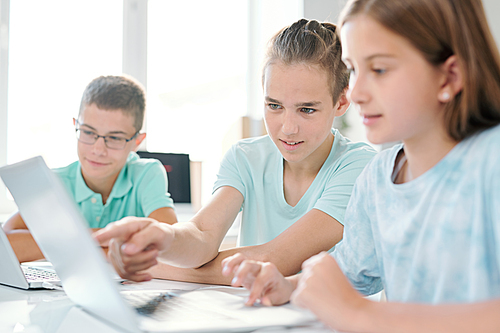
[{"xmin": 75, "ymin": 127, "xmax": 139, "ymax": 150}]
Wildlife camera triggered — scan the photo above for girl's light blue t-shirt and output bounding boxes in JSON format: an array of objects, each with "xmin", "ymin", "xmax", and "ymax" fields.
[
  {"xmin": 334, "ymin": 124, "xmax": 500, "ymax": 303},
  {"xmin": 213, "ymin": 129, "xmax": 376, "ymax": 247},
  {"xmin": 53, "ymin": 152, "xmax": 174, "ymax": 228}
]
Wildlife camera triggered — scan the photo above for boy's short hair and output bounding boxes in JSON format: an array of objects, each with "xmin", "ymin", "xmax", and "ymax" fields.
[{"xmin": 79, "ymin": 75, "xmax": 146, "ymax": 132}]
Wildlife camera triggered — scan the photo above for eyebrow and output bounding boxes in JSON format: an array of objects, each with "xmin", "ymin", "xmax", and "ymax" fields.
[
  {"xmin": 265, "ymin": 96, "xmax": 323, "ymax": 108},
  {"xmin": 343, "ymin": 53, "xmax": 397, "ymax": 63},
  {"xmin": 365, "ymin": 53, "xmax": 397, "ymax": 61},
  {"xmin": 79, "ymin": 123, "xmax": 129, "ymax": 135}
]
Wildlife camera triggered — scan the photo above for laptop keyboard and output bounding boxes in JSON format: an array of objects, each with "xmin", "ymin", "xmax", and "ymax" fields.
[
  {"xmin": 21, "ymin": 266, "xmax": 60, "ymax": 282},
  {"xmin": 122, "ymin": 290, "xmax": 241, "ymax": 322},
  {"xmin": 124, "ymin": 291, "xmax": 175, "ymax": 316}
]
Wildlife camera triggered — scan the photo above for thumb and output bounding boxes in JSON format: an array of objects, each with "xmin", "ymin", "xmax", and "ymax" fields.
[{"xmin": 93, "ymin": 218, "xmax": 154, "ymax": 247}]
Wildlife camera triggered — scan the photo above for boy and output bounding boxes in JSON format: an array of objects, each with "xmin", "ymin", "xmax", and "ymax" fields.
[{"xmin": 3, "ymin": 75, "xmax": 177, "ymax": 262}]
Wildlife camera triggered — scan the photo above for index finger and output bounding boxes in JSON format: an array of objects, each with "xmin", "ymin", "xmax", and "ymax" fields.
[
  {"xmin": 93, "ymin": 218, "xmax": 154, "ymax": 246},
  {"xmin": 221, "ymin": 253, "xmax": 248, "ymax": 276}
]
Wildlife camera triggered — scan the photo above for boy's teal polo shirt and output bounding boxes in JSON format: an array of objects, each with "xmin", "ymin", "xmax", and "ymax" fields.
[{"xmin": 53, "ymin": 152, "xmax": 174, "ymax": 228}]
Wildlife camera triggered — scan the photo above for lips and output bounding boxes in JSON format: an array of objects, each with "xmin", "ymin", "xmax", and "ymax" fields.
[
  {"xmin": 86, "ymin": 159, "xmax": 109, "ymax": 167},
  {"xmin": 280, "ymin": 139, "xmax": 304, "ymax": 151},
  {"xmin": 362, "ymin": 114, "xmax": 382, "ymax": 126}
]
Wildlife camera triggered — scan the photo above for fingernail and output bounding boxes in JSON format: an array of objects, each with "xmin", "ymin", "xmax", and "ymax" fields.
[
  {"xmin": 245, "ymin": 298, "xmax": 254, "ymax": 306},
  {"xmin": 122, "ymin": 243, "xmax": 137, "ymax": 254},
  {"xmin": 231, "ymin": 277, "xmax": 238, "ymax": 285},
  {"xmin": 222, "ymin": 265, "xmax": 229, "ymax": 275}
]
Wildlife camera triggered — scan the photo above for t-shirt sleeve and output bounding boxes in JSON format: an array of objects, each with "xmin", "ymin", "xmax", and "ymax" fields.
[
  {"xmin": 333, "ymin": 167, "xmax": 384, "ymax": 296},
  {"xmin": 212, "ymin": 145, "xmax": 246, "ymax": 198},
  {"xmin": 486, "ymin": 135, "xmax": 500, "ymax": 270},
  {"xmin": 136, "ymin": 160, "xmax": 175, "ymax": 216},
  {"xmin": 314, "ymin": 147, "xmax": 375, "ymax": 225}
]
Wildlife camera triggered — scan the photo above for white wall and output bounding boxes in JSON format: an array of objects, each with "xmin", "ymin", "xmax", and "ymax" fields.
[
  {"xmin": 483, "ymin": 0, "xmax": 500, "ymax": 47},
  {"xmin": 303, "ymin": 0, "xmax": 369, "ymax": 146},
  {"xmin": 304, "ymin": 0, "xmax": 348, "ymax": 22}
]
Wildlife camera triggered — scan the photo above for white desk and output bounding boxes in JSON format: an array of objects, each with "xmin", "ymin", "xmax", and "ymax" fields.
[{"xmin": 0, "ymin": 279, "xmax": 333, "ymax": 333}]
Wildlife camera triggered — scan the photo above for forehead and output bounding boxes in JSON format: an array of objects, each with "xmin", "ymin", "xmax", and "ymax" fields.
[
  {"xmin": 341, "ymin": 15, "xmax": 418, "ymax": 64},
  {"xmin": 263, "ymin": 62, "xmax": 332, "ymax": 102},
  {"xmin": 78, "ymin": 103, "xmax": 136, "ymax": 133}
]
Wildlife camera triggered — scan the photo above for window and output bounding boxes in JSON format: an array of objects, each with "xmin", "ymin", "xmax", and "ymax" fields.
[
  {"xmin": 145, "ymin": 0, "xmax": 302, "ymax": 203},
  {"xmin": 0, "ymin": 0, "xmax": 302, "ymax": 218},
  {"xmin": 145, "ymin": 0, "xmax": 248, "ymax": 198},
  {"xmin": 7, "ymin": 0, "xmax": 123, "ymax": 168}
]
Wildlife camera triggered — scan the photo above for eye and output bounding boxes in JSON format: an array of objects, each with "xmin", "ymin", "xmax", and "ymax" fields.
[
  {"xmin": 81, "ymin": 130, "xmax": 96, "ymax": 136},
  {"xmin": 107, "ymin": 136, "xmax": 126, "ymax": 143},
  {"xmin": 268, "ymin": 103, "xmax": 282, "ymax": 110},
  {"xmin": 301, "ymin": 108, "xmax": 316, "ymax": 114},
  {"xmin": 372, "ymin": 68, "xmax": 386, "ymax": 75}
]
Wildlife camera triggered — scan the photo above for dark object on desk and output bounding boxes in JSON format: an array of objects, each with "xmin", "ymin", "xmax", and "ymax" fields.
[{"xmin": 137, "ymin": 151, "xmax": 191, "ymax": 203}]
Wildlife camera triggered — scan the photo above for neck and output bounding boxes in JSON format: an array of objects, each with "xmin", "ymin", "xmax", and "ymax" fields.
[
  {"xmin": 284, "ymin": 132, "xmax": 334, "ymax": 179},
  {"xmin": 81, "ymin": 173, "xmax": 117, "ymax": 204},
  {"xmin": 402, "ymin": 127, "xmax": 458, "ymax": 181}
]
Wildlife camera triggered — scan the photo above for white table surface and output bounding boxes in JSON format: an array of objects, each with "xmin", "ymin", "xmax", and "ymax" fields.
[{"xmin": 0, "ymin": 278, "xmax": 334, "ymax": 333}]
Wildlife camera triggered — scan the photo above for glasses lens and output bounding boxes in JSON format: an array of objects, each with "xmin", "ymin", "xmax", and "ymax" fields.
[
  {"xmin": 76, "ymin": 129, "xmax": 97, "ymax": 144},
  {"xmin": 75, "ymin": 128, "xmax": 130, "ymax": 149},
  {"xmin": 105, "ymin": 137, "xmax": 127, "ymax": 149}
]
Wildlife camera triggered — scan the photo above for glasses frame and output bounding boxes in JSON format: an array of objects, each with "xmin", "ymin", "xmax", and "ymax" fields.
[{"xmin": 75, "ymin": 120, "xmax": 139, "ymax": 150}]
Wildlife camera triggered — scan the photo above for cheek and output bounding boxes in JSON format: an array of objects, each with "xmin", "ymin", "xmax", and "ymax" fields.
[
  {"xmin": 264, "ymin": 113, "xmax": 280, "ymax": 134},
  {"xmin": 77, "ymin": 142, "xmax": 88, "ymax": 156},
  {"xmin": 115, "ymin": 150, "xmax": 132, "ymax": 165}
]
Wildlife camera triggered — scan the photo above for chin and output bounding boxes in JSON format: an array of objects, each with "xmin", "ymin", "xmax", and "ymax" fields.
[{"xmin": 366, "ymin": 132, "xmax": 389, "ymax": 146}]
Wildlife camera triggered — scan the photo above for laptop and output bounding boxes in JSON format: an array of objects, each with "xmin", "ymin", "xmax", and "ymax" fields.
[
  {"xmin": 0, "ymin": 226, "xmax": 61, "ymax": 289},
  {"xmin": 0, "ymin": 156, "xmax": 316, "ymax": 333}
]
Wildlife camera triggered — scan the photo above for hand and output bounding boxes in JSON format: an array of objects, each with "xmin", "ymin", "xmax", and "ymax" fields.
[
  {"xmin": 93, "ymin": 217, "xmax": 175, "ymax": 281},
  {"xmin": 222, "ymin": 253, "xmax": 294, "ymax": 306},
  {"xmin": 291, "ymin": 252, "xmax": 368, "ymax": 331}
]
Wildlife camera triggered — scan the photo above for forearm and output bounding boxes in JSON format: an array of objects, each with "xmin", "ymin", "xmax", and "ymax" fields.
[
  {"xmin": 334, "ymin": 299, "xmax": 500, "ymax": 333},
  {"xmin": 6, "ymin": 230, "xmax": 45, "ymax": 262},
  {"xmin": 151, "ymin": 244, "xmax": 307, "ymax": 285},
  {"xmin": 149, "ymin": 256, "xmax": 232, "ymax": 285},
  {"xmin": 156, "ymin": 221, "xmax": 223, "ymax": 268},
  {"xmin": 151, "ymin": 243, "xmax": 275, "ymax": 284},
  {"xmin": 151, "ymin": 247, "xmax": 253, "ymax": 285},
  {"xmin": 154, "ymin": 187, "xmax": 243, "ymax": 268}
]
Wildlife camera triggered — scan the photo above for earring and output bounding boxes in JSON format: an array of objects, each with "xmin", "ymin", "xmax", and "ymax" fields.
[{"xmin": 441, "ymin": 92, "xmax": 450, "ymax": 101}]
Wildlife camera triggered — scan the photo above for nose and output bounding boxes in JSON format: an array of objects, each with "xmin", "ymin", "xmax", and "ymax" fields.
[
  {"xmin": 92, "ymin": 136, "xmax": 108, "ymax": 155},
  {"xmin": 281, "ymin": 110, "xmax": 299, "ymax": 136},
  {"xmin": 347, "ymin": 71, "xmax": 367, "ymax": 105}
]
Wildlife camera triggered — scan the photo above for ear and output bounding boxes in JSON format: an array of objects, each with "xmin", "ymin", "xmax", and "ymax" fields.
[
  {"xmin": 73, "ymin": 118, "xmax": 76, "ymax": 126},
  {"xmin": 438, "ymin": 55, "xmax": 464, "ymax": 103},
  {"xmin": 133, "ymin": 133, "xmax": 147, "ymax": 151},
  {"xmin": 334, "ymin": 88, "xmax": 350, "ymax": 117}
]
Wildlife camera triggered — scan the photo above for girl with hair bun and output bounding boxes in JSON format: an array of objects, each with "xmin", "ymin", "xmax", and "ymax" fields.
[{"xmin": 95, "ymin": 19, "xmax": 375, "ymax": 285}]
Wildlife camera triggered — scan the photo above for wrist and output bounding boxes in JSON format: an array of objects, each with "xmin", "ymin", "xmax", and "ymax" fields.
[
  {"xmin": 343, "ymin": 297, "xmax": 377, "ymax": 333},
  {"xmin": 313, "ymin": 291, "xmax": 374, "ymax": 333},
  {"xmin": 286, "ymin": 274, "xmax": 301, "ymax": 291}
]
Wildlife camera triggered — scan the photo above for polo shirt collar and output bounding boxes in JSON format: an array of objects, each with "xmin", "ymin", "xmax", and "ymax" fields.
[
  {"xmin": 73, "ymin": 153, "xmax": 134, "ymax": 204},
  {"xmin": 108, "ymin": 160, "xmax": 133, "ymax": 200},
  {"xmin": 74, "ymin": 165, "xmax": 95, "ymax": 204}
]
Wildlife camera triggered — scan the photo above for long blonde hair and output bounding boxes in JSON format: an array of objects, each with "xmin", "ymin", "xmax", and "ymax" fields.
[{"xmin": 339, "ymin": 0, "xmax": 500, "ymax": 140}]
